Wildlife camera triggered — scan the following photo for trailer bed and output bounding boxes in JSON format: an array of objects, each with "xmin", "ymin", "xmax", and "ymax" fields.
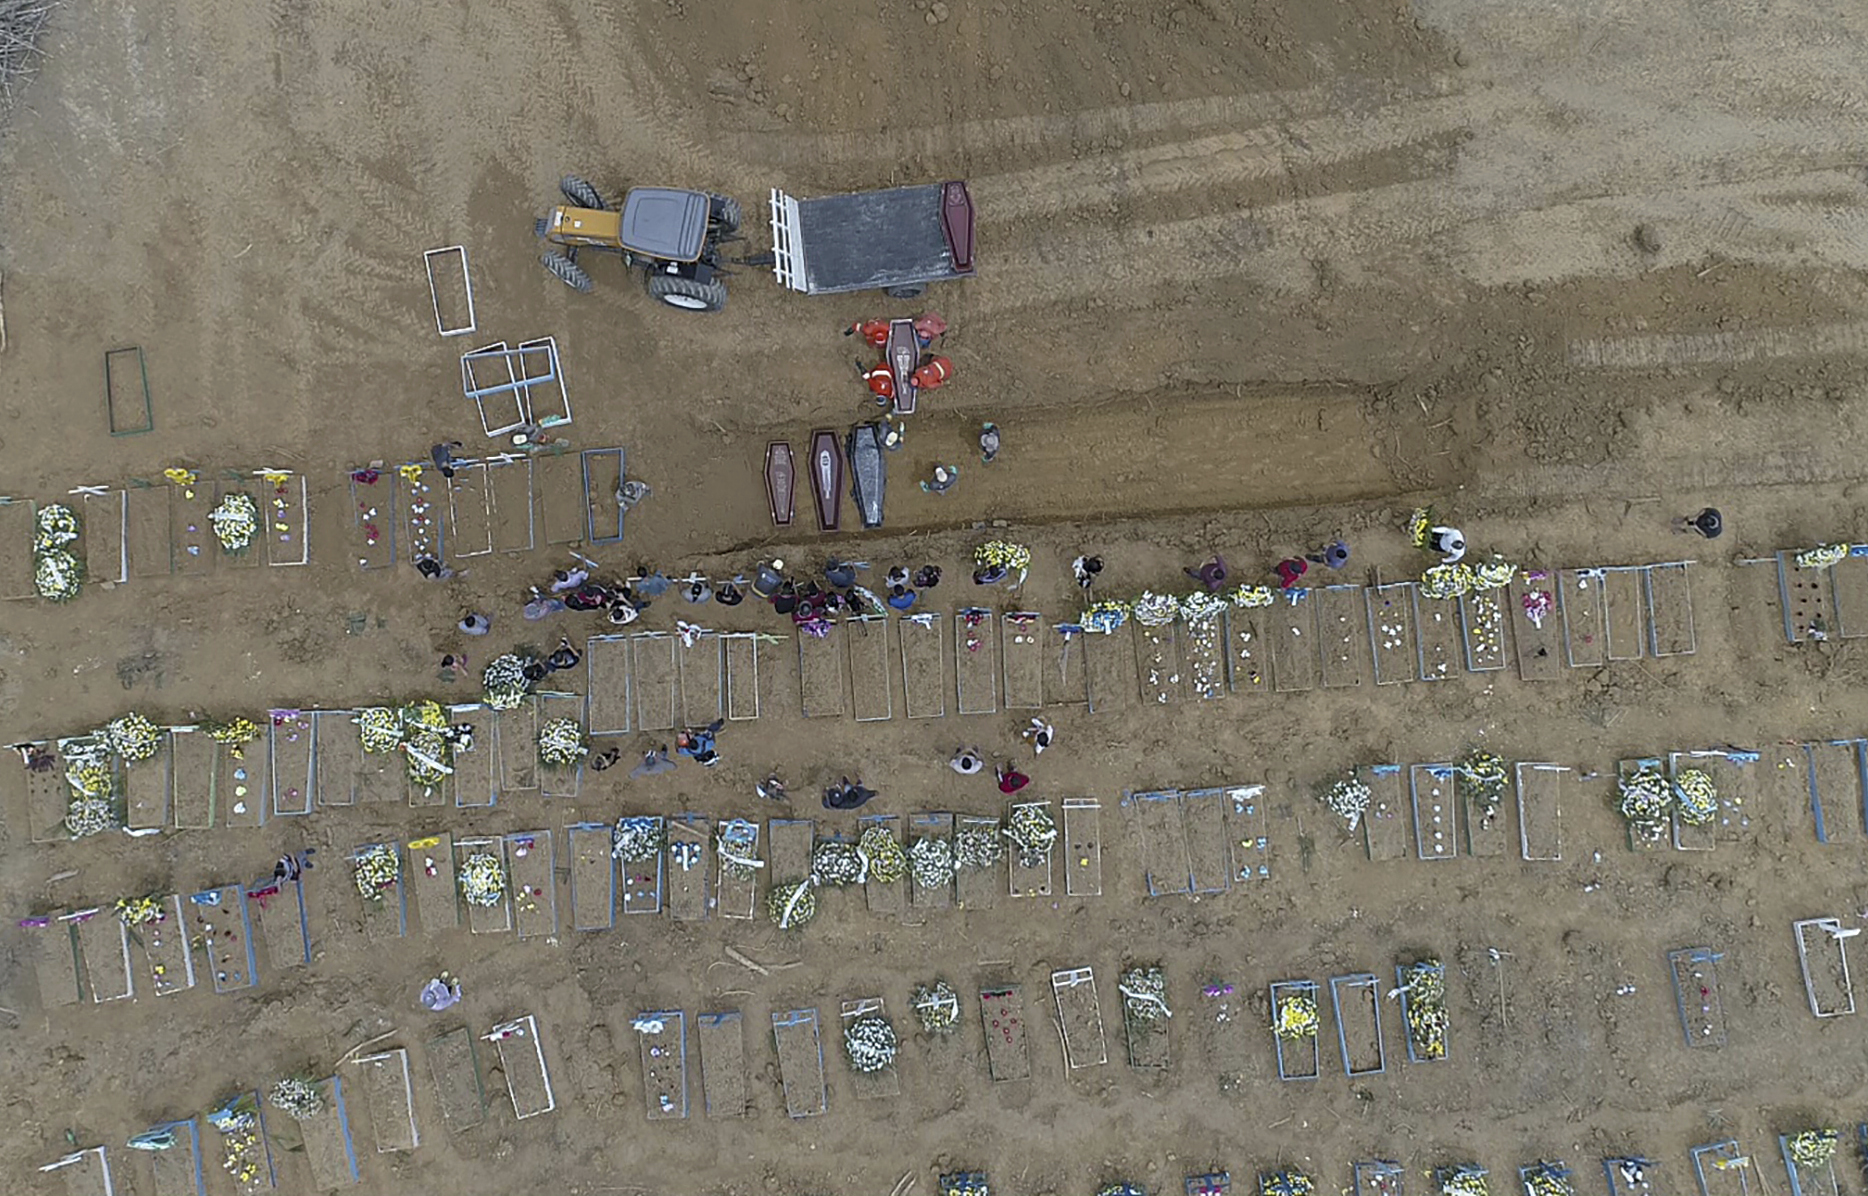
[{"xmin": 771, "ymin": 182, "xmax": 974, "ymax": 295}]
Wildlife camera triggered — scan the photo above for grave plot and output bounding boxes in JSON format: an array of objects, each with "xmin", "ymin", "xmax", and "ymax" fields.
[
  {"xmin": 1047, "ymin": 623, "xmax": 1090, "ymax": 706},
  {"xmin": 768, "ymin": 817, "xmax": 815, "ymax": 890},
  {"xmin": 0, "ymin": 498, "xmax": 32, "ymax": 599},
  {"xmin": 427, "ymin": 1026, "xmax": 486, "ymax": 1132},
  {"xmin": 634, "ymin": 632, "xmax": 681, "ymax": 730},
  {"xmin": 1394, "ymin": 959, "xmax": 1448, "ymax": 1062},
  {"xmin": 1461, "ymin": 757, "xmax": 1512, "ymax": 855},
  {"xmin": 1794, "ymin": 917, "xmax": 1856, "ymax": 1018},
  {"xmin": 1051, "ymin": 966, "xmax": 1109, "ymax": 1068},
  {"xmin": 1132, "ymin": 789, "xmax": 1193, "ymax": 897},
  {"xmin": 254, "ymin": 470, "xmax": 309, "ymax": 567},
  {"xmin": 1007, "ymin": 799, "xmax": 1055, "ymax": 898},
  {"xmin": 1603, "ymin": 1158, "xmax": 1656, "ymax": 1196},
  {"xmin": 1366, "ymin": 584, "xmax": 1417, "ymax": 685},
  {"xmin": 1063, "ymin": 799, "xmax": 1103, "ymax": 897},
  {"xmin": 1691, "ymin": 1141, "xmax": 1753, "ymax": 1196},
  {"xmin": 721, "ymin": 632, "xmax": 763, "ymax": 721},
  {"xmin": 446, "ymin": 703, "xmax": 498, "ymax": 806},
  {"xmin": 580, "ymin": 448, "xmax": 623, "ymax": 544},
  {"xmin": 354, "ymin": 1048, "xmax": 420, "ymax": 1153},
  {"xmin": 1777, "ymin": 552, "xmax": 1835, "ymax": 644},
  {"xmin": 568, "ymin": 823, "xmax": 617, "ymax": 930},
  {"xmin": 425, "ymin": 244, "xmax": 477, "ymax": 335},
  {"xmin": 1182, "ymin": 788, "xmax": 1234, "ymax": 894},
  {"xmin": 30, "ymin": 917, "xmax": 81, "ymax": 1009},
  {"xmin": 352, "ymin": 721, "xmax": 404, "ymax": 806},
  {"xmin": 910, "ymin": 813, "xmax": 955, "ymax": 910},
  {"xmin": 216, "ymin": 737, "xmax": 268, "ymax": 828},
  {"xmin": 344, "ymin": 469, "xmax": 395, "ymax": 570},
  {"xmin": 1316, "ymin": 585, "xmax": 1367, "ymax": 687},
  {"xmin": 637, "ymin": 1010, "xmax": 689, "ymax": 1120},
  {"xmin": 407, "ymin": 833, "xmax": 459, "ymax": 934},
  {"xmin": 1269, "ymin": 979, "xmax": 1321, "ymax": 1080},
  {"xmin": 1604, "ymin": 566, "xmax": 1648, "ymax": 659},
  {"xmin": 487, "ymin": 1015, "xmax": 556, "ymax": 1119},
  {"xmin": 123, "ymin": 727, "xmax": 174, "ymax": 831},
  {"xmin": 168, "ymin": 477, "xmax": 215, "ymax": 577},
  {"xmin": 1754, "ymin": 745, "xmax": 1815, "ymax": 844},
  {"xmin": 861, "ymin": 814, "xmax": 907, "ymax": 916},
  {"xmin": 1226, "ymin": 605, "xmax": 1270, "ymax": 693},
  {"xmin": 535, "ymin": 692, "xmax": 584, "ymax": 799},
  {"xmin": 1668, "ymin": 945, "xmax": 1727, "ymax": 1049},
  {"xmin": 37, "ymin": 1146, "xmax": 115, "ymax": 1196},
  {"xmin": 454, "ymin": 837, "xmax": 513, "ymax": 935},
  {"xmin": 1618, "ymin": 755, "xmax": 1672, "ymax": 851},
  {"xmin": 981, "ymin": 985, "xmax": 1032, "ymax": 1081},
  {"xmin": 190, "ymin": 886, "xmax": 258, "ymax": 993},
  {"xmin": 1171, "ymin": 609, "xmax": 1224, "ymax": 700},
  {"xmin": 1779, "ymin": 1135, "xmax": 1839, "ymax": 1196},
  {"xmin": 1511, "ymin": 574, "xmax": 1563, "ymax": 680},
  {"xmin": 615, "ymin": 815, "xmax": 663, "ymax": 916},
  {"xmin": 250, "ymin": 870, "xmax": 312, "ymax": 970},
  {"xmin": 1834, "ymin": 549, "xmax": 1868, "ymax": 638},
  {"xmin": 1119, "ymin": 964, "xmax": 1170, "ymax": 1070},
  {"xmin": 82, "ymin": 489, "xmax": 128, "ymax": 584},
  {"xmin": 126, "ymin": 483, "xmax": 174, "ymax": 577},
  {"xmin": 507, "ymin": 831, "xmax": 557, "ymax": 940},
  {"xmin": 1226, "ymin": 785, "xmax": 1273, "ymax": 884},
  {"xmin": 1134, "ymin": 613, "xmax": 1183, "ymax": 705},
  {"xmin": 584, "ymin": 637, "xmax": 632, "ymax": 735},
  {"xmin": 1356, "ymin": 1162, "xmax": 1405, "ymax": 1196},
  {"xmin": 1559, "ymin": 568, "xmax": 1608, "ymax": 666},
  {"xmin": 1361, "ymin": 765, "xmax": 1409, "ymax": 861},
  {"xmin": 490, "ymin": 697, "xmax": 539, "ymax": 798},
  {"xmin": 899, "ymin": 615, "xmax": 947, "ymax": 717},
  {"xmin": 73, "ymin": 911, "xmax": 134, "ymax": 1003},
  {"xmin": 1805, "ymin": 740, "xmax": 1865, "ymax": 841},
  {"xmin": 1329, "ymin": 973, "xmax": 1386, "ymax": 1076},
  {"xmin": 1409, "ymin": 764, "xmax": 1459, "ymax": 861},
  {"xmin": 311, "ymin": 712, "xmax": 359, "ymax": 808},
  {"xmin": 482, "ymin": 456, "xmax": 535, "ymax": 553},
  {"xmin": 142, "ymin": 1118, "xmax": 204, "ymax": 1196},
  {"xmin": 849, "ymin": 616, "xmax": 894, "ymax": 721},
  {"xmin": 1515, "ymin": 763, "xmax": 1567, "ymax": 861},
  {"xmin": 697, "ymin": 1011, "xmax": 747, "ymax": 1118},
  {"xmin": 445, "ymin": 461, "xmax": 495, "ymax": 560},
  {"xmin": 772, "ymin": 1009, "xmax": 828, "ymax": 1119},
  {"xmin": 839, "ymin": 998, "xmax": 903, "ymax": 1099},
  {"xmin": 211, "ymin": 477, "xmax": 265, "ymax": 571},
  {"xmin": 1668, "ymin": 749, "xmax": 1755, "ymax": 849},
  {"xmin": 351, "ymin": 842, "xmax": 409, "ymax": 940},
  {"xmin": 1520, "ymin": 1163, "xmax": 1574, "ymax": 1196},
  {"xmin": 716, "ymin": 819, "xmax": 761, "ymax": 920},
  {"xmin": 957, "ymin": 609, "xmax": 1001, "ymax": 713},
  {"xmin": 206, "ymin": 1091, "xmax": 278, "ymax": 1194},
  {"xmin": 170, "ymin": 727, "xmax": 216, "ymax": 829},
  {"xmin": 1084, "ymin": 623, "xmax": 1140, "ymax": 712},
  {"xmin": 1646, "ymin": 562, "xmax": 1697, "ymax": 656},
  {"xmin": 955, "ymin": 815, "xmax": 1003, "ymax": 909},
  {"xmin": 667, "ymin": 815, "xmax": 710, "ymax": 921},
  {"xmin": 137, "ymin": 894, "xmax": 196, "ymax": 996},
  {"xmin": 393, "ymin": 464, "xmax": 445, "ymax": 567},
  {"xmin": 269, "ymin": 711, "xmax": 314, "ymax": 818},
  {"xmin": 536, "ymin": 451, "xmax": 586, "ymax": 545},
  {"xmin": 19, "ymin": 744, "xmax": 72, "ymax": 844},
  {"xmin": 1270, "ymin": 591, "xmax": 1320, "ymax": 692},
  {"xmin": 1413, "ymin": 589, "xmax": 1462, "ymax": 681},
  {"xmin": 1460, "ymin": 586, "xmax": 1509, "ymax": 672},
  {"xmin": 1002, "ymin": 612, "xmax": 1046, "ymax": 707},
  {"xmin": 679, "ymin": 632, "xmax": 724, "ymax": 726}
]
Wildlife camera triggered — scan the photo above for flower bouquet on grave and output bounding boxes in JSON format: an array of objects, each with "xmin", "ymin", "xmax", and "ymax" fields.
[
  {"xmin": 1119, "ymin": 964, "xmax": 1170, "ymax": 1026},
  {"xmin": 1398, "ymin": 960, "xmax": 1449, "ymax": 1059},
  {"xmin": 403, "ymin": 726, "xmax": 451, "ymax": 787},
  {"xmin": 913, "ymin": 980, "xmax": 961, "ymax": 1033},
  {"xmin": 482, "ymin": 653, "xmax": 530, "ymax": 710},
  {"xmin": 1407, "ymin": 506, "xmax": 1435, "ymax": 550},
  {"xmin": 844, "ymin": 1013, "xmax": 897, "ymax": 1072},
  {"xmin": 458, "ymin": 852, "xmax": 507, "ymax": 906},
  {"xmin": 1419, "ymin": 562, "xmax": 1474, "ymax": 600},
  {"xmin": 1617, "ymin": 766, "xmax": 1673, "ymax": 844},
  {"xmin": 1131, "ymin": 590, "xmax": 1179, "ymax": 628},
  {"xmin": 115, "ymin": 895, "xmax": 165, "ymax": 927},
  {"xmin": 356, "ymin": 707, "xmax": 402, "ymax": 753},
  {"xmin": 64, "ymin": 796, "xmax": 117, "ymax": 838},
  {"xmin": 765, "ymin": 878, "xmax": 816, "ymax": 929},
  {"xmin": 1522, "ymin": 1164, "xmax": 1573, "ymax": 1196},
  {"xmin": 941, "ymin": 1171, "xmax": 991, "ymax": 1196},
  {"xmin": 1320, "ymin": 774, "xmax": 1372, "ymax": 831},
  {"xmin": 1471, "ymin": 557, "xmax": 1515, "ymax": 591},
  {"xmin": 209, "ymin": 492, "xmax": 259, "ymax": 554},
  {"xmin": 1228, "ymin": 583, "xmax": 1276, "ymax": 608},
  {"xmin": 1438, "ymin": 1166, "xmax": 1489, "ymax": 1196},
  {"xmin": 858, "ymin": 823, "xmax": 909, "ymax": 883},
  {"xmin": 103, "ymin": 712, "xmax": 162, "ymax": 763},
  {"xmin": 1672, "ymin": 768, "xmax": 1719, "ymax": 826},
  {"xmin": 716, "ymin": 819, "xmax": 762, "ymax": 881},
  {"xmin": 1788, "ymin": 1130, "xmax": 1839, "ymax": 1170},
  {"xmin": 954, "ymin": 819, "xmax": 1005, "ymax": 869},
  {"xmin": 1521, "ymin": 587, "xmax": 1554, "ymax": 628},
  {"xmin": 910, "ymin": 834, "xmax": 955, "ymax": 889},
  {"xmin": 1181, "ymin": 590, "xmax": 1227, "ymax": 622},
  {"xmin": 34, "ymin": 548, "xmax": 82, "ymax": 602},
  {"xmin": 975, "ymin": 539, "xmax": 1031, "ymax": 584},
  {"xmin": 64, "ymin": 739, "xmax": 115, "ymax": 803},
  {"xmin": 1080, "ymin": 598, "xmax": 1130, "ymax": 634},
  {"xmin": 204, "ymin": 716, "xmax": 263, "ymax": 753},
  {"xmin": 1458, "ymin": 749, "xmax": 1509, "ymax": 827},
  {"xmin": 537, "ymin": 716, "xmax": 587, "ymax": 768},
  {"xmin": 1099, "ymin": 1186, "xmax": 1146, "ymax": 1196},
  {"xmin": 811, "ymin": 839, "xmax": 865, "ymax": 886},
  {"xmin": 267, "ymin": 1077, "xmax": 325, "ymax": 1120},
  {"xmin": 1795, "ymin": 544, "xmax": 1849, "ymax": 571},
  {"xmin": 611, "ymin": 816, "xmax": 666, "ymax": 863},
  {"xmin": 34, "ymin": 503, "xmax": 80, "ymax": 552},
  {"xmin": 1003, "ymin": 802, "xmax": 1057, "ymax": 866},
  {"xmin": 1272, "ymin": 991, "xmax": 1320, "ymax": 1040},
  {"xmin": 209, "ymin": 1096, "xmax": 265, "ymax": 1191},
  {"xmin": 352, "ymin": 843, "xmax": 400, "ymax": 900},
  {"xmin": 1263, "ymin": 1170, "xmax": 1316, "ymax": 1196}
]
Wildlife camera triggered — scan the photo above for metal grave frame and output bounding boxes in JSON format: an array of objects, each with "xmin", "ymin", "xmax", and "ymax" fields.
[
  {"xmin": 1792, "ymin": 916, "xmax": 1856, "ymax": 1017},
  {"xmin": 581, "ymin": 446, "xmax": 622, "ymax": 544},
  {"xmin": 460, "ymin": 340, "xmax": 543, "ymax": 437},
  {"xmin": 1269, "ymin": 979, "xmax": 1321, "ymax": 1080},
  {"xmin": 486, "ymin": 1014, "xmax": 556, "ymax": 1119},
  {"xmin": 423, "ymin": 245, "xmax": 477, "ymax": 337},
  {"xmin": 105, "ymin": 345, "xmax": 153, "ymax": 436},
  {"xmin": 1603, "ymin": 1158, "xmax": 1655, "ymax": 1196},
  {"xmin": 1050, "ymin": 965, "xmax": 1109, "ymax": 1068},
  {"xmin": 1515, "ymin": 762, "xmax": 1567, "ymax": 861},
  {"xmin": 1667, "ymin": 945, "xmax": 1727, "ymax": 1048},
  {"xmin": 1645, "ymin": 560, "xmax": 1698, "ymax": 656},
  {"xmin": 38, "ymin": 1145, "xmax": 115, "ymax": 1194},
  {"xmin": 1691, "ymin": 1141, "xmax": 1751, "ymax": 1196},
  {"xmin": 1329, "ymin": 972, "xmax": 1387, "ymax": 1077}
]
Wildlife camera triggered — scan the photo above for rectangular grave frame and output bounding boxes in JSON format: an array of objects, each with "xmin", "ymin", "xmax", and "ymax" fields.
[
  {"xmin": 980, "ymin": 984, "xmax": 1032, "ymax": 1082},
  {"xmin": 1775, "ymin": 551, "xmax": 1832, "ymax": 645},
  {"xmin": 1269, "ymin": 979, "xmax": 1321, "ymax": 1081},
  {"xmin": 142, "ymin": 1117, "xmax": 204, "ymax": 1196},
  {"xmin": 772, "ymin": 1008, "xmax": 828, "ymax": 1119},
  {"xmin": 955, "ymin": 814, "xmax": 1003, "ymax": 909},
  {"xmin": 1363, "ymin": 764, "xmax": 1409, "ymax": 861},
  {"xmin": 1410, "ymin": 763, "xmax": 1460, "ymax": 862},
  {"xmin": 1131, "ymin": 788, "xmax": 1193, "ymax": 897},
  {"xmin": 506, "ymin": 830, "xmax": 557, "ymax": 940},
  {"xmin": 248, "ymin": 872, "xmax": 312, "ymax": 969},
  {"xmin": 1355, "ymin": 1162, "xmax": 1404, "ymax": 1196},
  {"xmin": 268, "ymin": 710, "xmax": 315, "ymax": 817},
  {"xmin": 72, "ymin": 910, "xmax": 134, "ymax": 1003},
  {"xmin": 1051, "ymin": 966, "xmax": 1109, "ymax": 1068},
  {"xmin": 1520, "ymin": 1164, "xmax": 1574, "ymax": 1196},
  {"xmin": 405, "ymin": 832, "xmax": 458, "ymax": 935},
  {"xmin": 722, "ymin": 631, "xmax": 762, "ymax": 722},
  {"xmin": 424, "ymin": 245, "xmax": 477, "ymax": 337},
  {"xmin": 679, "ymin": 631, "xmax": 725, "ymax": 725},
  {"xmin": 1691, "ymin": 1141, "xmax": 1752, "ymax": 1196},
  {"xmin": 394, "ymin": 460, "xmax": 446, "ymax": 566},
  {"xmin": 584, "ymin": 635, "xmax": 633, "ymax": 735},
  {"xmin": 354, "ymin": 1047, "xmax": 419, "ymax": 1154},
  {"xmin": 123, "ymin": 728, "xmax": 174, "ymax": 831},
  {"xmin": 1603, "ymin": 1158, "xmax": 1656, "ymax": 1196},
  {"xmin": 350, "ymin": 842, "xmax": 409, "ymax": 937},
  {"xmin": 1667, "ymin": 748, "xmax": 1739, "ymax": 852},
  {"xmin": 1329, "ymin": 972, "xmax": 1387, "ymax": 1077},
  {"xmin": 1667, "ymin": 945, "xmax": 1727, "ymax": 1049},
  {"xmin": 1226, "ymin": 784, "xmax": 1272, "ymax": 885},
  {"xmin": 581, "ymin": 446, "xmax": 623, "ymax": 544},
  {"xmin": 78, "ymin": 487, "xmax": 129, "ymax": 584},
  {"xmin": 1315, "ymin": 584, "xmax": 1368, "ymax": 689},
  {"xmin": 426, "ymin": 1026, "xmax": 486, "ymax": 1132},
  {"xmin": 1062, "ymin": 798, "xmax": 1103, "ymax": 897},
  {"xmin": 460, "ymin": 341, "xmax": 538, "ymax": 437},
  {"xmin": 633, "ymin": 632, "xmax": 681, "ymax": 731},
  {"xmin": 1008, "ymin": 799, "xmax": 1055, "ymax": 898},
  {"xmin": 534, "ymin": 691, "xmax": 584, "ymax": 799},
  {"xmin": 838, "ymin": 997, "xmax": 902, "ymax": 1098},
  {"xmin": 245, "ymin": 469, "xmax": 308, "ymax": 567},
  {"xmin": 849, "ymin": 614, "xmax": 894, "ymax": 721},
  {"xmin": 310, "ymin": 711, "xmax": 358, "ymax": 808},
  {"xmin": 1459, "ymin": 586, "xmax": 1510, "ymax": 672},
  {"xmin": 455, "ymin": 836, "xmax": 513, "ymax": 935},
  {"xmin": 1135, "ymin": 615, "xmax": 1182, "ymax": 705},
  {"xmin": 1604, "ymin": 565, "xmax": 1649, "ymax": 660},
  {"xmin": 0, "ymin": 496, "xmax": 35, "ymax": 600},
  {"xmin": 1412, "ymin": 587, "xmax": 1462, "ymax": 682},
  {"xmin": 909, "ymin": 812, "xmax": 955, "ymax": 909},
  {"xmin": 481, "ymin": 453, "xmax": 534, "ymax": 553},
  {"xmin": 140, "ymin": 893, "xmax": 197, "ymax": 997},
  {"xmin": 716, "ymin": 818, "xmax": 761, "ymax": 920},
  {"xmin": 1225, "ymin": 607, "xmax": 1269, "ymax": 693},
  {"xmin": 518, "ymin": 337, "xmax": 573, "ymax": 428},
  {"xmin": 38, "ymin": 1145, "xmax": 116, "ymax": 1194},
  {"xmin": 1395, "ymin": 960, "xmax": 1448, "ymax": 1063},
  {"xmin": 1367, "ymin": 582, "xmax": 1418, "ymax": 685},
  {"xmin": 956, "ymin": 609, "xmax": 1001, "ymax": 714},
  {"xmin": 1793, "ymin": 916, "xmax": 1856, "ymax": 1017},
  {"xmin": 106, "ymin": 345, "xmax": 153, "ymax": 436},
  {"xmin": 122, "ymin": 480, "xmax": 173, "ymax": 578},
  {"xmin": 1645, "ymin": 561, "xmax": 1698, "ymax": 657},
  {"xmin": 899, "ymin": 614, "xmax": 946, "ymax": 718},
  {"xmin": 1559, "ymin": 567, "xmax": 1608, "ymax": 666},
  {"xmin": 1779, "ymin": 1139, "xmax": 1838, "ymax": 1196},
  {"xmin": 1181, "ymin": 787, "xmax": 1234, "ymax": 895},
  {"xmin": 1046, "ymin": 622, "xmax": 1091, "ymax": 707},
  {"xmin": 1271, "ymin": 589, "xmax": 1321, "ymax": 692},
  {"xmin": 191, "ymin": 885, "xmax": 258, "ymax": 993},
  {"xmin": 346, "ymin": 469, "xmax": 395, "ymax": 569},
  {"xmin": 1833, "ymin": 548, "xmax": 1868, "ymax": 638},
  {"xmin": 696, "ymin": 1010, "xmax": 746, "ymax": 1118},
  {"xmin": 1515, "ymin": 762, "xmax": 1567, "ymax": 861},
  {"xmin": 567, "ymin": 822, "xmax": 617, "ymax": 930},
  {"xmin": 487, "ymin": 1014, "xmax": 556, "ymax": 1119},
  {"xmin": 860, "ymin": 812, "xmax": 907, "ymax": 915},
  {"xmin": 616, "ymin": 820, "xmax": 664, "ymax": 917},
  {"xmin": 1001, "ymin": 612, "xmax": 1046, "ymax": 708},
  {"xmin": 639, "ymin": 1009, "xmax": 690, "ymax": 1120},
  {"xmin": 667, "ymin": 814, "xmax": 709, "ymax": 921},
  {"xmin": 168, "ymin": 726, "xmax": 216, "ymax": 829},
  {"xmin": 445, "ymin": 461, "xmax": 495, "ymax": 559},
  {"xmin": 1806, "ymin": 739, "xmax": 1866, "ymax": 843}
]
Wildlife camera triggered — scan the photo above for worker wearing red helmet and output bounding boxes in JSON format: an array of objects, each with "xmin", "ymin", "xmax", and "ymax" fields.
[
  {"xmin": 911, "ymin": 355, "xmax": 954, "ymax": 390},
  {"xmin": 843, "ymin": 319, "xmax": 892, "ymax": 347},
  {"xmin": 857, "ymin": 360, "xmax": 894, "ymax": 402}
]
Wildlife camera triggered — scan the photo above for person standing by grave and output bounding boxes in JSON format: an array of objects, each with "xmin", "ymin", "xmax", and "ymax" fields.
[
  {"xmin": 1307, "ymin": 539, "xmax": 1351, "ymax": 570},
  {"xmin": 1672, "ymin": 507, "xmax": 1723, "ymax": 539},
  {"xmin": 630, "ymin": 745, "xmax": 677, "ymax": 778},
  {"xmin": 996, "ymin": 764, "xmax": 1031, "ymax": 794},
  {"xmin": 913, "ymin": 565, "xmax": 942, "ymax": 590},
  {"xmin": 546, "ymin": 635, "xmax": 581, "ymax": 673},
  {"xmin": 430, "ymin": 441, "xmax": 464, "ymax": 479},
  {"xmin": 1186, "ymin": 555, "xmax": 1228, "ymax": 590},
  {"xmin": 950, "ymin": 747, "xmax": 985, "ymax": 775},
  {"xmin": 1022, "ymin": 717, "xmax": 1055, "ymax": 755},
  {"xmin": 1072, "ymin": 555, "xmax": 1104, "ymax": 590},
  {"xmin": 458, "ymin": 611, "xmax": 491, "ymax": 636},
  {"xmin": 1428, "ymin": 525, "xmax": 1467, "ymax": 562},
  {"xmin": 979, "ymin": 422, "xmax": 1002, "ymax": 464},
  {"xmin": 921, "ymin": 465, "xmax": 960, "ymax": 495},
  {"xmin": 887, "ymin": 584, "xmax": 918, "ymax": 611}
]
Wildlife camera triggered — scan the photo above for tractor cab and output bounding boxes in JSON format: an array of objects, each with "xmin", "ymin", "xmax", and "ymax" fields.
[
  {"xmin": 537, "ymin": 177, "xmax": 741, "ymax": 311},
  {"xmin": 617, "ymin": 187, "xmax": 711, "ymax": 263}
]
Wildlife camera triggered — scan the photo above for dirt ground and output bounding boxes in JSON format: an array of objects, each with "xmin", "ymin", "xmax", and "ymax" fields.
[{"xmin": 5, "ymin": 0, "xmax": 1868, "ymax": 1192}]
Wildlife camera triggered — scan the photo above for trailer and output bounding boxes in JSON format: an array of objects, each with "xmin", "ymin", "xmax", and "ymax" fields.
[{"xmin": 769, "ymin": 181, "xmax": 975, "ymax": 298}]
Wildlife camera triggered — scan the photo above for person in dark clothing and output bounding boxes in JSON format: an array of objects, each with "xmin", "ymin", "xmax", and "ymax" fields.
[
  {"xmin": 716, "ymin": 582, "xmax": 744, "ymax": 607},
  {"xmin": 564, "ymin": 583, "xmax": 611, "ymax": 612},
  {"xmin": 912, "ymin": 565, "xmax": 942, "ymax": 590},
  {"xmin": 822, "ymin": 777, "xmax": 878, "ymax": 810},
  {"xmin": 825, "ymin": 560, "xmax": 858, "ymax": 589},
  {"xmin": 589, "ymin": 747, "xmax": 621, "ymax": 771},
  {"xmin": 1186, "ymin": 555, "xmax": 1228, "ymax": 590},
  {"xmin": 887, "ymin": 585, "xmax": 917, "ymax": 611},
  {"xmin": 1072, "ymin": 555, "xmax": 1103, "ymax": 590},
  {"xmin": 431, "ymin": 441, "xmax": 463, "ymax": 479},
  {"xmin": 546, "ymin": 635, "xmax": 581, "ymax": 672},
  {"xmin": 13, "ymin": 744, "xmax": 56, "ymax": 772},
  {"xmin": 415, "ymin": 557, "xmax": 454, "ymax": 580},
  {"xmin": 1307, "ymin": 540, "xmax": 1351, "ymax": 570},
  {"xmin": 772, "ymin": 582, "xmax": 799, "ymax": 616},
  {"xmin": 974, "ymin": 563, "xmax": 1009, "ymax": 586},
  {"xmin": 522, "ymin": 658, "xmax": 548, "ymax": 684},
  {"xmin": 1674, "ymin": 507, "xmax": 1723, "ymax": 539},
  {"xmin": 272, "ymin": 848, "xmax": 315, "ymax": 882}
]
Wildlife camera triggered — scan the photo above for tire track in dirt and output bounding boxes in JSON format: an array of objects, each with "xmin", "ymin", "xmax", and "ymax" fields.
[{"xmin": 1567, "ymin": 322, "xmax": 1868, "ymax": 369}]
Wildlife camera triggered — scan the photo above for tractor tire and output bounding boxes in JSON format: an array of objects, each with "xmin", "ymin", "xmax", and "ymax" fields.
[
  {"xmin": 648, "ymin": 273, "xmax": 727, "ymax": 312},
  {"xmin": 540, "ymin": 251, "xmax": 594, "ymax": 293},
  {"xmin": 560, "ymin": 175, "xmax": 608, "ymax": 211},
  {"xmin": 884, "ymin": 283, "xmax": 927, "ymax": 299},
  {"xmin": 708, "ymin": 192, "xmax": 743, "ymax": 235}
]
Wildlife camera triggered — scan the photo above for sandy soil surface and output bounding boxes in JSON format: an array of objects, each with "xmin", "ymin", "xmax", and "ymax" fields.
[{"xmin": 4, "ymin": 0, "xmax": 1868, "ymax": 1193}]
